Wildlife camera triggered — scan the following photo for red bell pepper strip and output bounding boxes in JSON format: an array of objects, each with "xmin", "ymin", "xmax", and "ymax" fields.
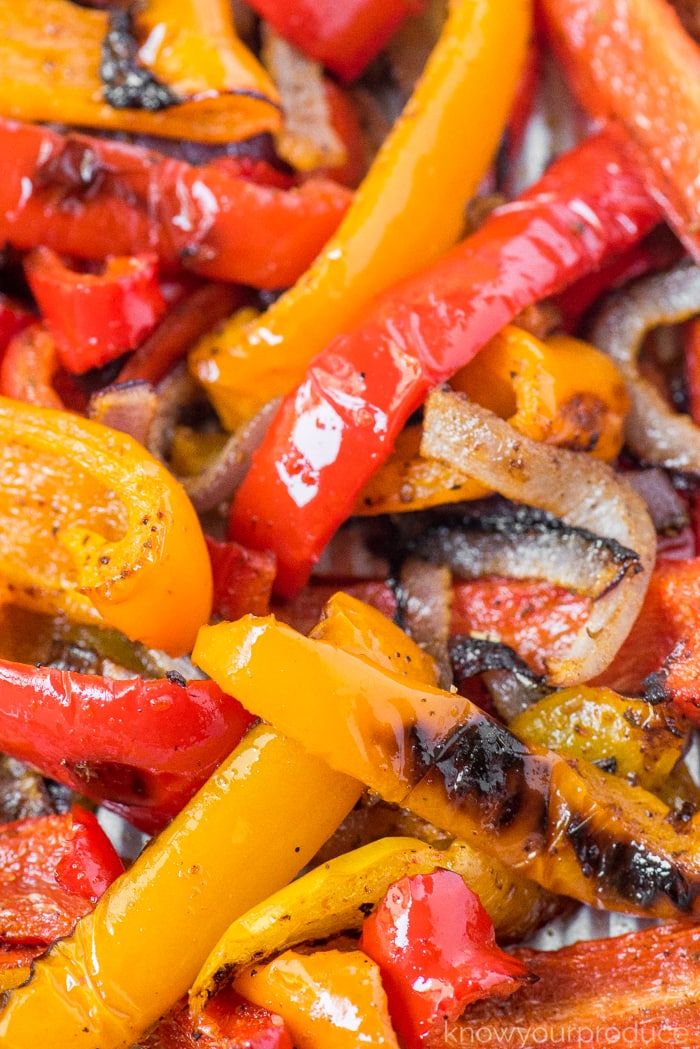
[
  {"xmin": 540, "ymin": 0, "xmax": 700, "ymax": 261},
  {"xmin": 146, "ymin": 989, "xmax": 292, "ymax": 1049},
  {"xmin": 0, "ymin": 807, "xmax": 123, "ymax": 947},
  {"xmin": 206, "ymin": 537, "xmax": 277, "ymax": 622},
  {"xmin": 118, "ymin": 284, "xmax": 245, "ymax": 386},
  {"xmin": 0, "ymin": 322, "xmax": 62, "ymax": 409},
  {"xmin": 25, "ymin": 248, "xmax": 167, "ymax": 375},
  {"xmin": 244, "ymin": 0, "xmax": 423, "ymax": 82},
  {"xmin": 458, "ymin": 923, "xmax": 700, "ymax": 1048},
  {"xmin": 360, "ymin": 870, "xmax": 530, "ymax": 1049},
  {"xmin": 0, "ymin": 661, "xmax": 255, "ymax": 833},
  {"xmin": 230, "ymin": 130, "xmax": 661, "ymax": 596},
  {"xmin": 0, "ymin": 119, "xmax": 352, "ymax": 291}
]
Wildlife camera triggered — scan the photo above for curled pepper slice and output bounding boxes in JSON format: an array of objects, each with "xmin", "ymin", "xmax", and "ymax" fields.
[
  {"xmin": 191, "ymin": 0, "xmax": 531, "ymax": 429},
  {"xmin": 0, "ymin": 397, "xmax": 212, "ymax": 654}
]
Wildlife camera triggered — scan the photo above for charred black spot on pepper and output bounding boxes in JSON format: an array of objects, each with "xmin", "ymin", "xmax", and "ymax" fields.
[
  {"xmin": 427, "ymin": 716, "xmax": 538, "ymax": 830},
  {"xmin": 448, "ymin": 635, "xmax": 543, "ymax": 691},
  {"xmin": 101, "ymin": 10, "xmax": 182, "ymax": 112},
  {"xmin": 567, "ymin": 819, "xmax": 695, "ymax": 912}
]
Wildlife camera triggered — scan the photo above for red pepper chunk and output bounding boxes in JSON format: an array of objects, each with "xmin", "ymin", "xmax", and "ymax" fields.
[
  {"xmin": 0, "ymin": 808, "xmax": 123, "ymax": 947},
  {"xmin": 147, "ymin": 990, "xmax": 292, "ymax": 1049},
  {"xmin": 230, "ymin": 131, "xmax": 660, "ymax": 596},
  {"xmin": 0, "ymin": 294, "xmax": 33, "ymax": 357},
  {"xmin": 360, "ymin": 870, "xmax": 530, "ymax": 1049},
  {"xmin": 25, "ymin": 248, "xmax": 167, "ymax": 374},
  {"xmin": 245, "ymin": 0, "xmax": 423, "ymax": 82},
  {"xmin": 0, "ymin": 119, "xmax": 351, "ymax": 291},
  {"xmin": 0, "ymin": 661, "xmax": 255, "ymax": 833},
  {"xmin": 206, "ymin": 537, "xmax": 277, "ymax": 621}
]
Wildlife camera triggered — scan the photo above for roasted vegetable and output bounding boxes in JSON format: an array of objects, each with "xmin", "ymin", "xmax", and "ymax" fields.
[
  {"xmin": 229, "ymin": 132, "xmax": 659, "ymax": 596},
  {"xmin": 191, "ymin": 0, "xmax": 531, "ymax": 429},
  {"xmin": 360, "ymin": 870, "xmax": 530, "ymax": 1049},
  {"xmin": 357, "ymin": 326, "xmax": 629, "ymax": 515},
  {"xmin": 195, "ymin": 610, "xmax": 700, "ymax": 919},
  {"xmin": 192, "ymin": 837, "xmax": 552, "ymax": 1011},
  {"xmin": 0, "ymin": 660, "xmax": 255, "ymax": 832},
  {"xmin": 25, "ymin": 249, "xmax": 166, "ymax": 375},
  {"xmin": 0, "ymin": 0, "xmax": 280, "ymax": 143},
  {"xmin": 0, "ymin": 397, "xmax": 212, "ymax": 653},
  {"xmin": 0, "ymin": 726, "xmax": 360, "ymax": 1048},
  {"xmin": 0, "ymin": 119, "xmax": 351, "ymax": 290}
]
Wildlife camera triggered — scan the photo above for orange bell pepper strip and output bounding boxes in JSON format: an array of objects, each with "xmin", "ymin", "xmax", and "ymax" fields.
[
  {"xmin": 0, "ymin": 724, "xmax": 361, "ymax": 1049},
  {"xmin": 356, "ymin": 326, "xmax": 629, "ymax": 515},
  {"xmin": 0, "ymin": 0, "xmax": 280, "ymax": 143},
  {"xmin": 194, "ymin": 612, "xmax": 700, "ymax": 918},
  {"xmin": 0, "ymin": 397, "xmax": 211, "ymax": 654},
  {"xmin": 236, "ymin": 950, "xmax": 400, "ymax": 1049},
  {"xmin": 190, "ymin": 0, "xmax": 532, "ymax": 430},
  {"xmin": 540, "ymin": 0, "xmax": 700, "ymax": 260}
]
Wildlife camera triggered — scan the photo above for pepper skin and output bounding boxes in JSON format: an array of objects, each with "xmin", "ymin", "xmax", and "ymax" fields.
[
  {"xmin": 0, "ymin": 808, "xmax": 123, "ymax": 947},
  {"xmin": 0, "ymin": 294, "xmax": 33, "ymax": 358},
  {"xmin": 0, "ymin": 119, "xmax": 351, "ymax": 290},
  {"xmin": 194, "ymin": 613, "xmax": 700, "ymax": 918},
  {"xmin": 0, "ymin": 0, "xmax": 280, "ymax": 143},
  {"xmin": 0, "ymin": 661, "xmax": 254, "ymax": 832},
  {"xmin": 360, "ymin": 871, "xmax": 530, "ymax": 1049},
  {"xmin": 25, "ymin": 249, "xmax": 167, "ymax": 374},
  {"xmin": 191, "ymin": 0, "xmax": 531, "ymax": 429},
  {"xmin": 0, "ymin": 725, "xmax": 360, "ymax": 1048},
  {"xmin": 230, "ymin": 131, "xmax": 660, "ymax": 595},
  {"xmin": 246, "ymin": 0, "xmax": 422, "ymax": 82},
  {"xmin": 0, "ymin": 397, "xmax": 212, "ymax": 653},
  {"xmin": 540, "ymin": 0, "xmax": 700, "ymax": 261},
  {"xmin": 206, "ymin": 537, "xmax": 277, "ymax": 622},
  {"xmin": 236, "ymin": 950, "xmax": 400, "ymax": 1049}
]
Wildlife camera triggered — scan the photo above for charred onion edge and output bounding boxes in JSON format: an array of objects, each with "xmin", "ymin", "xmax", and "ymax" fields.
[
  {"xmin": 590, "ymin": 263, "xmax": 700, "ymax": 473},
  {"xmin": 88, "ymin": 380, "xmax": 159, "ymax": 446},
  {"xmin": 399, "ymin": 498, "xmax": 641, "ymax": 600},
  {"xmin": 421, "ymin": 389, "xmax": 656, "ymax": 686}
]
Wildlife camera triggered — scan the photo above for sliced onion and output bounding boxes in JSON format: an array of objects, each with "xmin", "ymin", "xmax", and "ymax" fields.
[
  {"xmin": 590, "ymin": 263, "xmax": 700, "ymax": 472},
  {"xmin": 88, "ymin": 380, "xmax": 159, "ymax": 445},
  {"xmin": 147, "ymin": 367, "xmax": 278, "ymax": 512},
  {"xmin": 421, "ymin": 389, "xmax": 656, "ymax": 685},
  {"xmin": 400, "ymin": 500, "xmax": 638, "ymax": 599},
  {"xmin": 262, "ymin": 25, "xmax": 346, "ymax": 173},
  {"xmin": 449, "ymin": 635, "xmax": 546, "ymax": 721},
  {"xmin": 314, "ymin": 520, "xmax": 391, "ymax": 580},
  {"xmin": 400, "ymin": 558, "xmax": 453, "ymax": 689}
]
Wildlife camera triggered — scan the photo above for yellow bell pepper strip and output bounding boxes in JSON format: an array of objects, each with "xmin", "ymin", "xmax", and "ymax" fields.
[
  {"xmin": 0, "ymin": 725, "xmax": 360, "ymax": 1049},
  {"xmin": 192, "ymin": 835, "xmax": 554, "ymax": 1013},
  {"xmin": 190, "ymin": 0, "xmax": 532, "ymax": 430},
  {"xmin": 235, "ymin": 949, "xmax": 400, "ymax": 1049},
  {"xmin": 0, "ymin": 0, "xmax": 281, "ymax": 143},
  {"xmin": 0, "ymin": 397, "xmax": 211, "ymax": 654},
  {"xmin": 511, "ymin": 686, "xmax": 688, "ymax": 797},
  {"xmin": 194, "ymin": 613, "xmax": 700, "ymax": 918},
  {"xmin": 356, "ymin": 326, "xmax": 629, "ymax": 515}
]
